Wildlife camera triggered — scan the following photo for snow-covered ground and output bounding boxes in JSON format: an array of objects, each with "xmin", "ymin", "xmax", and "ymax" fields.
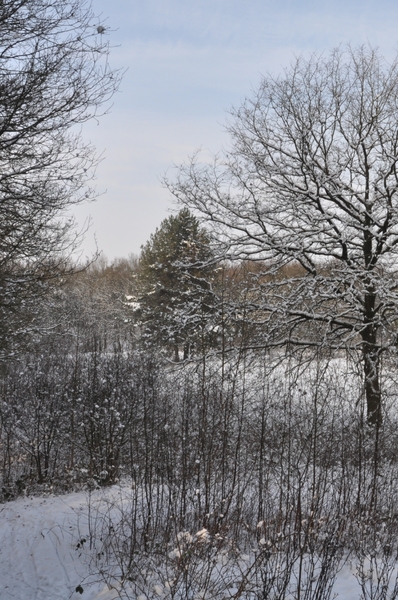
[
  {"xmin": 0, "ymin": 491, "xmax": 117, "ymax": 600},
  {"xmin": 0, "ymin": 488, "xmax": 387, "ymax": 600}
]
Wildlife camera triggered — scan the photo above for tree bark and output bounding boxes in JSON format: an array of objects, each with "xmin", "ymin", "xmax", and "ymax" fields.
[
  {"xmin": 174, "ymin": 344, "xmax": 180, "ymax": 362},
  {"xmin": 363, "ymin": 344, "xmax": 381, "ymax": 426},
  {"xmin": 362, "ymin": 292, "xmax": 382, "ymax": 426}
]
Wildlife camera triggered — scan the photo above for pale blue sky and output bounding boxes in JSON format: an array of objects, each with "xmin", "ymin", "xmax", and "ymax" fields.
[{"xmin": 75, "ymin": 0, "xmax": 398, "ymax": 260}]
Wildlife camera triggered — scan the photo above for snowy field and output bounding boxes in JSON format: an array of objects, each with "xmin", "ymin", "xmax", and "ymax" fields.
[{"xmin": 0, "ymin": 487, "xmax": 385, "ymax": 600}]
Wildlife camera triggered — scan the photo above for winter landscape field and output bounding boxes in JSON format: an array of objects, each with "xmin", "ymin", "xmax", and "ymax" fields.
[{"xmin": 3, "ymin": 1, "xmax": 398, "ymax": 599}]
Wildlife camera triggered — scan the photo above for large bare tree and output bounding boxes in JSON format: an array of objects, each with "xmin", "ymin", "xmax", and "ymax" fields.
[
  {"xmin": 0, "ymin": 0, "xmax": 120, "ymax": 355},
  {"xmin": 168, "ymin": 46, "xmax": 398, "ymax": 426}
]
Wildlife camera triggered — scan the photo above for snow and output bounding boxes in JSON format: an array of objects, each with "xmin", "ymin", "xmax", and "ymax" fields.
[
  {"xmin": 0, "ymin": 487, "xmax": 384, "ymax": 600},
  {"xmin": 0, "ymin": 492, "xmax": 116, "ymax": 600},
  {"xmin": 334, "ymin": 567, "xmax": 362, "ymax": 599}
]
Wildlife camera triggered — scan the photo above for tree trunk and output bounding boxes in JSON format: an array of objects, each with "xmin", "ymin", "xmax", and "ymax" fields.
[
  {"xmin": 183, "ymin": 342, "xmax": 190, "ymax": 360},
  {"xmin": 174, "ymin": 344, "xmax": 179, "ymax": 362},
  {"xmin": 362, "ymin": 315, "xmax": 382, "ymax": 427},
  {"xmin": 363, "ymin": 344, "xmax": 381, "ymax": 426}
]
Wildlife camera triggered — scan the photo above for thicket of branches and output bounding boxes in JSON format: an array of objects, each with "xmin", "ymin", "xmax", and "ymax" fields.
[{"xmin": 3, "ymin": 334, "xmax": 398, "ymax": 597}]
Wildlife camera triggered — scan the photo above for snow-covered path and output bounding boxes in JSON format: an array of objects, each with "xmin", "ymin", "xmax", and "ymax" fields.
[{"xmin": 0, "ymin": 492, "xmax": 115, "ymax": 600}]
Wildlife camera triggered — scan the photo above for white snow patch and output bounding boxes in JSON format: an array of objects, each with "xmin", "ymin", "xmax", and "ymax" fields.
[{"xmin": 0, "ymin": 492, "xmax": 116, "ymax": 600}]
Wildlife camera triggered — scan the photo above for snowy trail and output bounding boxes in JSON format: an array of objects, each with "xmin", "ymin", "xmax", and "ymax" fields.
[{"xmin": 0, "ymin": 493, "xmax": 116, "ymax": 600}]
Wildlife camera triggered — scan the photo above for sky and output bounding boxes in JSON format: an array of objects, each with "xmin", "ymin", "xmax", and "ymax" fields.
[{"xmin": 74, "ymin": 0, "xmax": 398, "ymax": 261}]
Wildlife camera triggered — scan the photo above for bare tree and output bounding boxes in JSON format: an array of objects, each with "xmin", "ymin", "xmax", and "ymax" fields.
[
  {"xmin": 0, "ymin": 0, "xmax": 120, "ymax": 355},
  {"xmin": 168, "ymin": 46, "xmax": 398, "ymax": 426}
]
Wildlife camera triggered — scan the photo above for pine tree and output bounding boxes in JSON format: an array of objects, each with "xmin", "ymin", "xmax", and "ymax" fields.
[{"xmin": 136, "ymin": 209, "xmax": 216, "ymax": 360}]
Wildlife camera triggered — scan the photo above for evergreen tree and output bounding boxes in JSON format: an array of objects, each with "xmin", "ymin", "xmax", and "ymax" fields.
[{"xmin": 136, "ymin": 209, "xmax": 216, "ymax": 360}]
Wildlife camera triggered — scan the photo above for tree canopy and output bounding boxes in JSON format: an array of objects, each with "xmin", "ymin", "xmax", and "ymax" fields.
[
  {"xmin": 168, "ymin": 46, "xmax": 398, "ymax": 424},
  {"xmin": 0, "ymin": 0, "xmax": 120, "ymax": 356}
]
